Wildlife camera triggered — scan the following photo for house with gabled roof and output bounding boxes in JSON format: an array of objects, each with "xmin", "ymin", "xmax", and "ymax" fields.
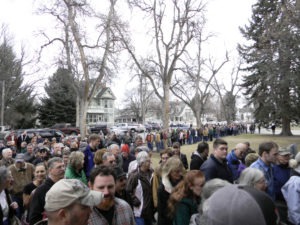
[{"xmin": 86, "ymin": 86, "xmax": 116, "ymax": 127}]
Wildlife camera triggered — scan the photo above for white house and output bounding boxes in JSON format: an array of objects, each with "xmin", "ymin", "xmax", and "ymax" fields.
[{"xmin": 86, "ymin": 87, "xmax": 116, "ymax": 127}]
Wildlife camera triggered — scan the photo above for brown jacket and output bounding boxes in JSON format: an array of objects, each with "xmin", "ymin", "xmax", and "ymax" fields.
[{"xmin": 8, "ymin": 163, "xmax": 35, "ymax": 195}]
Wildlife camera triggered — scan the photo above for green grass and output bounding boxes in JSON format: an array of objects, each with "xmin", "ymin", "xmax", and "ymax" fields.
[{"xmin": 150, "ymin": 134, "xmax": 300, "ymax": 167}]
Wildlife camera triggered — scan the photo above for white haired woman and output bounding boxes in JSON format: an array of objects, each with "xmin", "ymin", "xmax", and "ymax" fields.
[
  {"xmin": 238, "ymin": 167, "xmax": 267, "ymax": 191},
  {"xmin": 127, "ymin": 151, "xmax": 153, "ymax": 225},
  {"xmin": 65, "ymin": 151, "xmax": 87, "ymax": 185},
  {"xmin": 0, "ymin": 166, "xmax": 18, "ymax": 225}
]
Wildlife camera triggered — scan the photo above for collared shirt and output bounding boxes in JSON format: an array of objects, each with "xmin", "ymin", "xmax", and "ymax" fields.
[
  {"xmin": 282, "ymin": 175, "xmax": 300, "ymax": 225},
  {"xmin": 250, "ymin": 158, "xmax": 275, "ymax": 200},
  {"xmin": 88, "ymin": 197, "xmax": 135, "ymax": 225}
]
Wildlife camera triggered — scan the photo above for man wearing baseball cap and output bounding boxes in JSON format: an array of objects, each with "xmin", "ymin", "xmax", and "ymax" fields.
[{"xmin": 35, "ymin": 179, "xmax": 103, "ymax": 225}]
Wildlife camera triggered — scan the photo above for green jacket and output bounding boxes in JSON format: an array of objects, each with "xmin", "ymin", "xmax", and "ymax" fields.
[
  {"xmin": 173, "ymin": 197, "xmax": 198, "ymax": 225},
  {"xmin": 65, "ymin": 165, "xmax": 87, "ymax": 185}
]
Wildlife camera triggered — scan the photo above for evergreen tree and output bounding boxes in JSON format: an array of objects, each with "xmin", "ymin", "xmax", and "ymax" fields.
[
  {"xmin": 0, "ymin": 36, "xmax": 36, "ymax": 128},
  {"xmin": 37, "ymin": 68, "xmax": 76, "ymax": 127},
  {"xmin": 238, "ymin": 0, "xmax": 300, "ymax": 135}
]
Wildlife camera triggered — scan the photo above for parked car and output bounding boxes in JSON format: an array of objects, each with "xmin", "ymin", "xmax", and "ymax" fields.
[
  {"xmin": 169, "ymin": 123, "xmax": 190, "ymax": 130},
  {"xmin": 110, "ymin": 126, "xmax": 128, "ymax": 137},
  {"xmin": 51, "ymin": 123, "xmax": 80, "ymax": 135},
  {"xmin": 15, "ymin": 128, "xmax": 65, "ymax": 142},
  {"xmin": 89, "ymin": 124, "xmax": 109, "ymax": 135},
  {"xmin": 114, "ymin": 123, "xmax": 145, "ymax": 133},
  {"xmin": 144, "ymin": 124, "xmax": 152, "ymax": 132}
]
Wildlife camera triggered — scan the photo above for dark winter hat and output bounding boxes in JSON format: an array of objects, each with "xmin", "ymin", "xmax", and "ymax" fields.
[
  {"xmin": 113, "ymin": 166, "xmax": 126, "ymax": 179},
  {"xmin": 201, "ymin": 185, "xmax": 279, "ymax": 225}
]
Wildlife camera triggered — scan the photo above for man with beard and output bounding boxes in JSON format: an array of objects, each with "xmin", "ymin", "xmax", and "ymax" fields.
[
  {"xmin": 35, "ymin": 179, "xmax": 103, "ymax": 225},
  {"xmin": 88, "ymin": 165, "xmax": 135, "ymax": 225},
  {"xmin": 29, "ymin": 157, "xmax": 65, "ymax": 225}
]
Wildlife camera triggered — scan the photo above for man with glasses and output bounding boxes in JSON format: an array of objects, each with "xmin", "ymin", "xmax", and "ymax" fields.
[
  {"xmin": 226, "ymin": 143, "xmax": 248, "ymax": 181},
  {"xmin": 102, "ymin": 152, "xmax": 117, "ymax": 166},
  {"xmin": 29, "ymin": 157, "xmax": 65, "ymax": 225},
  {"xmin": 200, "ymin": 139, "xmax": 233, "ymax": 183}
]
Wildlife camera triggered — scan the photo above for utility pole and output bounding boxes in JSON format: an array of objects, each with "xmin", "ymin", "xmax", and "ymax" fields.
[{"xmin": 1, "ymin": 80, "xmax": 5, "ymax": 126}]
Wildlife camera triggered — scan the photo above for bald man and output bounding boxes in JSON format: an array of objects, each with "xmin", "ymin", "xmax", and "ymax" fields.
[{"xmin": 226, "ymin": 143, "xmax": 248, "ymax": 181}]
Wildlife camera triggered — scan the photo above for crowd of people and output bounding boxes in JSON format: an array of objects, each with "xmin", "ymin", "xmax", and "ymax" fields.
[{"xmin": 0, "ymin": 128, "xmax": 298, "ymax": 225}]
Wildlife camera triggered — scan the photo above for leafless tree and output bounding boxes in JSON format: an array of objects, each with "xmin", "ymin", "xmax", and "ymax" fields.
[
  {"xmin": 121, "ymin": 73, "xmax": 155, "ymax": 123},
  {"xmin": 170, "ymin": 20, "xmax": 229, "ymax": 127},
  {"xmin": 212, "ymin": 60, "xmax": 242, "ymax": 124},
  {"xmin": 36, "ymin": 0, "xmax": 122, "ymax": 136},
  {"xmin": 117, "ymin": 0, "xmax": 206, "ymax": 130}
]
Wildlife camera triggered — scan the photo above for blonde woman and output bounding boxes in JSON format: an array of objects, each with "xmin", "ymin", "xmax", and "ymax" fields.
[
  {"xmin": 157, "ymin": 156, "xmax": 185, "ymax": 225},
  {"xmin": 65, "ymin": 151, "xmax": 87, "ymax": 185}
]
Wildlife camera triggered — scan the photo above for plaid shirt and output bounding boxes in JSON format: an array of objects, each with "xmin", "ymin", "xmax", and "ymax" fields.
[{"xmin": 88, "ymin": 197, "xmax": 135, "ymax": 225}]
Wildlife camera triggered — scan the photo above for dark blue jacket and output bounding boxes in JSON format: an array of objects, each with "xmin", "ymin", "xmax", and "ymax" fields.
[
  {"xmin": 200, "ymin": 155, "xmax": 233, "ymax": 183},
  {"xmin": 226, "ymin": 150, "xmax": 246, "ymax": 181},
  {"xmin": 83, "ymin": 145, "xmax": 94, "ymax": 178},
  {"xmin": 273, "ymin": 164, "xmax": 290, "ymax": 201}
]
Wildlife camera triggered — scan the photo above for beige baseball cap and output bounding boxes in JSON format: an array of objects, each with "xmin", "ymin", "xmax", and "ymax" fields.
[{"xmin": 45, "ymin": 179, "xmax": 103, "ymax": 212}]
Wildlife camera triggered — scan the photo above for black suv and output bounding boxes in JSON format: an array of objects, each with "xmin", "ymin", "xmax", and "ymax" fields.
[{"xmin": 16, "ymin": 128, "xmax": 65, "ymax": 142}]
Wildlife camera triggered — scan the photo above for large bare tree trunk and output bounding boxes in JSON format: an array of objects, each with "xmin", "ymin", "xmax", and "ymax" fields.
[
  {"xmin": 280, "ymin": 116, "xmax": 292, "ymax": 136},
  {"xmin": 79, "ymin": 98, "xmax": 88, "ymax": 137},
  {"xmin": 162, "ymin": 84, "xmax": 170, "ymax": 130}
]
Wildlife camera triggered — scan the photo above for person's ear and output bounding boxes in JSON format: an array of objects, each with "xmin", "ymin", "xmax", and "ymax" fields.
[
  {"xmin": 88, "ymin": 181, "xmax": 92, "ymax": 189},
  {"xmin": 57, "ymin": 208, "xmax": 68, "ymax": 221}
]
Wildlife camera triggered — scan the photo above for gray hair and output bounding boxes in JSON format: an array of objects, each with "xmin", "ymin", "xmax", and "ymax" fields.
[
  {"xmin": 197, "ymin": 178, "xmax": 232, "ymax": 216},
  {"xmin": 2, "ymin": 148, "xmax": 12, "ymax": 156},
  {"xmin": 201, "ymin": 178, "xmax": 231, "ymax": 201},
  {"xmin": 47, "ymin": 157, "xmax": 63, "ymax": 169},
  {"xmin": 136, "ymin": 151, "xmax": 150, "ymax": 166},
  {"xmin": 0, "ymin": 166, "xmax": 8, "ymax": 190},
  {"xmin": 68, "ymin": 151, "xmax": 84, "ymax": 169},
  {"xmin": 238, "ymin": 168, "xmax": 264, "ymax": 187},
  {"xmin": 102, "ymin": 152, "xmax": 114, "ymax": 161},
  {"xmin": 107, "ymin": 144, "xmax": 119, "ymax": 152}
]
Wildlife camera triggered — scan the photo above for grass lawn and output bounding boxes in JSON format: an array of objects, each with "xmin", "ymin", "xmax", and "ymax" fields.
[{"xmin": 150, "ymin": 134, "xmax": 300, "ymax": 168}]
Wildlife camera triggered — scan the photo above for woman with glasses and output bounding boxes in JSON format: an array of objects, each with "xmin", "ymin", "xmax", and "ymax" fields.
[
  {"xmin": 64, "ymin": 151, "xmax": 87, "ymax": 185},
  {"xmin": 238, "ymin": 167, "xmax": 267, "ymax": 192}
]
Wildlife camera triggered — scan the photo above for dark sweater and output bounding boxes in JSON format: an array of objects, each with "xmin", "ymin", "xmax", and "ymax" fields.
[{"xmin": 29, "ymin": 177, "xmax": 55, "ymax": 225}]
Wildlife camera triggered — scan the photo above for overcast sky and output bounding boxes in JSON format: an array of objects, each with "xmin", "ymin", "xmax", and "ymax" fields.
[{"xmin": 0, "ymin": 0, "xmax": 256, "ymax": 105}]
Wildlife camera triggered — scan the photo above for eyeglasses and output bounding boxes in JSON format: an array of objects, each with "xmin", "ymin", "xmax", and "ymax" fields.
[{"xmin": 108, "ymin": 160, "xmax": 116, "ymax": 164}]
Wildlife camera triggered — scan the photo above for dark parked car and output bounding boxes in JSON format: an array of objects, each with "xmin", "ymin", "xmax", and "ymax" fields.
[
  {"xmin": 89, "ymin": 124, "xmax": 109, "ymax": 135},
  {"xmin": 15, "ymin": 128, "xmax": 65, "ymax": 142},
  {"xmin": 51, "ymin": 123, "xmax": 80, "ymax": 135}
]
